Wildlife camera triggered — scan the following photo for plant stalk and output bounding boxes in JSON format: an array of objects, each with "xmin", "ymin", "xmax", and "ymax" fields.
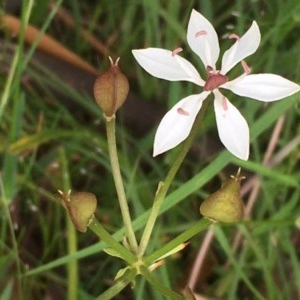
[
  {"xmin": 59, "ymin": 148, "xmax": 78, "ymax": 300},
  {"xmin": 138, "ymin": 97, "xmax": 212, "ymax": 256},
  {"xmin": 95, "ymin": 268, "xmax": 137, "ymax": 300},
  {"xmin": 145, "ymin": 218, "xmax": 212, "ymax": 264},
  {"xmin": 139, "ymin": 266, "xmax": 184, "ymax": 299},
  {"xmin": 105, "ymin": 114, "xmax": 138, "ymax": 252},
  {"xmin": 88, "ymin": 217, "xmax": 136, "ymax": 264}
]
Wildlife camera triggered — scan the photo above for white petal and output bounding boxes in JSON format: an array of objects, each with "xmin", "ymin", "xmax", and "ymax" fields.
[
  {"xmin": 221, "ymin": 21, "xmax": 260, "ymax": 75},
  {"xmin": 153, "ymin": 92, "xmax": 210, "ymax": 156},
  {"xmin": 187, "ymin": 9, "xmax": 219, "ymax": 69},
  {"xmin": 213, "ymin": 90, "xmax": 249, "ymax": 160},
  {"xmin": 222, "ymin": 74, "xmax": 300, "ymax": 101},
  {"xmin": 132, "ymin": 48, "xmax": 204, "ymax": 85}
]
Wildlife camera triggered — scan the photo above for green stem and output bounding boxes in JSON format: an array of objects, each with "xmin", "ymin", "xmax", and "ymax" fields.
[
  {"xmin": 0, "ymin": 0, "xmax": 34, "ymax": 122},
  {"xmin": 88, "ymin": 217, "xmax": 137, "ymax": 264},
  {"xmin": 138, "ymin": 98, "xmax": 212, "ymax": 256},
  {"xmin": 104, "ymin": 114, "xmax": 138, "ymax": 252},
  {"xmin": 66, "ymin": 218, "xmax": 78, "ymax": 300},
  {"xmin": 139, "ymin": 266, "xmax": 184, "ymax": 299},
  {"xmin": 0, "ymin": 176, "xmax": 24, "ymax": 300},
  {"xmin": 95, "ymin": 268, "xmax": 137, "ymax": 300},
  {"xmin": 60, "ymin": 148, "xmax": 78, "ymax": 300},
  {"xmin": 144, "ymin": 218, "xmax": 211, "ymax": 265}
]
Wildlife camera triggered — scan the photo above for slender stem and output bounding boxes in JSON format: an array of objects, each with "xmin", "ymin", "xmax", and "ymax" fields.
[
  {"xmin": 95, "ymin": 268, "xmax": 137, "ymax": 300},
  {"xmin": 60, "ymin": 148, "xmax": 78, "ymax": 300},
  {"xmin": 0, "ymin": 0, "xmax": 34, "ymax": 123},
  {"xmin": 66, "ymin": 217, "xmax": 78, "ymax": 300},
  {"xmin": 138, "ymin": 98, "xmax": 212, "ymax": 256},
  {"xmin": 144, "ymin": 218, "xmax": 211, "ymax": 265},
  {"xmin": 88, "ymin": 217, "xmax": 137, "ymax": 264},
  {"xmin": 139, "ymin": 266, "xmax": 184, "ymax": 299},
  {"xmin": 104, "ymin": 115, "xmax": 138, "ymax": 252},
  {"xmin": 0, "ymin": 176, "xmax": 24, "ymax": 300}
]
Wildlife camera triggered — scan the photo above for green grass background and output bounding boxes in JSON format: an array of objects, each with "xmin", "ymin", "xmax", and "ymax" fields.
[{"xmin": 1, "ymin": 0, "xmax": 300, "ymax": 299}]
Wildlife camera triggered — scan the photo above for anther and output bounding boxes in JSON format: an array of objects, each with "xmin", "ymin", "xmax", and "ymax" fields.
[
  {"xmin": 177, "ymin": 108, "xmax": 190, "ymax": 116},
  {"xmin": 172, "ymin": 47, "xmax": 183, "ymax": 56},
  {"xmin": 241, "ymin": 60, "xmax": 251, "ymax": 74},
  {"xmin": 222, "ymin": 96, "xmax": 228, "ymax": 111},
  {"xmin": 229, "ymin": 33, "xmax": 240, "ymax": 40},
  {"xmin": 195, "ymin": 30, "xmax": 207, "ymax": 37},
  {"xmin": 207, "ymin": 66, "xmax": 215, "ymax": 74}
]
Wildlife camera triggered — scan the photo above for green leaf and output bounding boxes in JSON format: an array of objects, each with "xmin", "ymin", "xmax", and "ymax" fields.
[{"xmin": 103, "ymin": 248, "xmax": 124, "ymax": 260}]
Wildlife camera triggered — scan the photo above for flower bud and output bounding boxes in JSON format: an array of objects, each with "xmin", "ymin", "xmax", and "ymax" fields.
[
  {"xmin": 93, "ymin": 57, "xmax": 129, "ymax": 117},
  {"xmin": 60, "ymin": 191, "xmax": 97, "ymax": 232},
  {"xmin": 200, "ymin": 169, "xmax": 244, "ymax": 223}
]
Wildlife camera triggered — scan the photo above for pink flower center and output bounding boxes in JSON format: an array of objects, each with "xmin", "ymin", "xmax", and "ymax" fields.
[{"xmin": 204, "ymin": 66, "xmax": 228, "ymax": 91}]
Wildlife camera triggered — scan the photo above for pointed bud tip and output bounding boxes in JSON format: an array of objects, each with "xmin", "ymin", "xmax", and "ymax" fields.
[{"xmin": 230, "ymin": 167, "xmax": 245, "ymax": 182}]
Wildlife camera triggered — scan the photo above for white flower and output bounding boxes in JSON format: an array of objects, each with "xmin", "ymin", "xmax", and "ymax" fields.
[{"xmin": 132, "ymin": 9, "xmax": 300, "ymax": 160}]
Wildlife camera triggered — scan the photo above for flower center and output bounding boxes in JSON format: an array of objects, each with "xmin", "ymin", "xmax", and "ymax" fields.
[{"xmin": 204, "ymin": 66, "xmax": 228, "ymax": 91}]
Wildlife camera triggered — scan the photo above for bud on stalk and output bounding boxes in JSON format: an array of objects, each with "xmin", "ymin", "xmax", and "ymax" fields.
[
  {"xmin": 200, "ymin": 169, "xmax": 244, "ymax": 223},
  {"xmin": 60, "ymin": 191, "xmax": 97, "ymax": 232},
  {"xmin": 93, "ymin": 57, "xmax": 129, "ymax": 117}
]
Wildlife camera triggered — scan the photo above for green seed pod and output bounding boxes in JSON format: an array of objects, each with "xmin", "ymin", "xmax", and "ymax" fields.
[
  {"xmin": 61, "ymin": 191, "xmax": 97, "ymax": 232},
  {"xmin": 93, "ymin": 57, "xmax": 129, "ymax": 117},
  {"xmin": 200, "ymin": 170, "xmax": 244, "ymax": 223}
]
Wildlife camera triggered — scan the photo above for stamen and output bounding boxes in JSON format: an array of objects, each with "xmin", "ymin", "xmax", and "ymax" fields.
[
  {"xmin": 195, "ymin": 30, "xmax": 207, "ymax": 37},
  {"xmin": 229, "ymin": 33, "xmax": 240, "ymax": 40},
  {"xmin": 241, "ymin": 60, "xmax": 251, "ymax": 74},
  {"xmin": 177, "ymin": 108, "xmax": 190, "ymax": 116},
  {"xmin": 172, "ymin": 47, "xmax": 183, "ymax": 56},
  {"xmin": 222, "ymin": 96, "xmax": 228, "ymax": 111},
  {"xmin": 207, "ymin": 66, "xmax": 215, "ymax": 74}
]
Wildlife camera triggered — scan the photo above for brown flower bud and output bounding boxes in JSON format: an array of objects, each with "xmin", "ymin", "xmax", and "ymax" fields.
[
  {"xmin": 60, "ymin": 191, "xmax": 97, "ymax": 232},
  {"xmin": 93, "ymin": 57, "xmax": 129, "ymax": 117},
  {"xmin": 200, "ymin": 169, "xmax": 244, "ymax": 223}
]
